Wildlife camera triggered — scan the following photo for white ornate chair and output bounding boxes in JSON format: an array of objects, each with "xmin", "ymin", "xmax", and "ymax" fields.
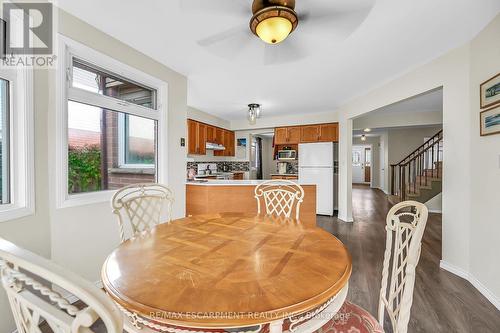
[
  {"xmin": 254, "ymin": 180, "xmax": 305, "ymax": 220},
  {"xmin": 314, "ymin": 201, "xmax": 429, "ymax": 333},
  {"xmin": 111, "ymin": 183, "xmax": 174, "ymax": 243},
  {"xmin": 0, "ymin": 237, "xmax": 122, "ymax": 333}
]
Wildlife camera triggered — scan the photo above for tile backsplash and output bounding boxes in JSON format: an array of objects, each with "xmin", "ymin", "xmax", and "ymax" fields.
[{"xmin": 187, "ymin": 161, "xmax": 250, "ymax": 173}]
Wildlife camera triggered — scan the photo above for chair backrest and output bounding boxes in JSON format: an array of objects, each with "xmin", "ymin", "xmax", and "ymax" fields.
[
  {"xmin": 378, "ymin": 200, "xmax": 429, "ymax": 333},
  {"xmin": 111, "ymin": 183, "xmax": 174, "ymax": 243},
  {"xmin": 0, "ymin": 238, "xmax": 122, "ymax": 333},
  {"xmin": 254, "ymin": 180, "xmax": 305, "ymax": 220}
]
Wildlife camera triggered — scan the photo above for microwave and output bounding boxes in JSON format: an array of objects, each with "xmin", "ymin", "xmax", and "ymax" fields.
[{"xmin": 277, "ymin": 150, "xmax": 297, "ymax": 160}]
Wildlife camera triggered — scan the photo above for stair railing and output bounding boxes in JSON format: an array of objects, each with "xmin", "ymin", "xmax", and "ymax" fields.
[{"xmin": 390, "ymin": 130, "xmax": 443, "ymax": 201}]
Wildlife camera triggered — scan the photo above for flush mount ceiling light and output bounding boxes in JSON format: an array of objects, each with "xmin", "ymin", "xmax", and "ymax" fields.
[
  {"xmin": 248, "ymin": 103, "xmax": 261, "ymax": 125},
  {"xmin": 363, "ymin": 128, "xmax": 372, "ymax": 132},
  {"xmin": 250, "ymin": 0, "xmax": 298, "ymax": 45}
]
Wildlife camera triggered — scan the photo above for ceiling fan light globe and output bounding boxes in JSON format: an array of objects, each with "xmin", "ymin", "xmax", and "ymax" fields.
[{"xmin": 256, "ymin": 17, "xmax": 292, "ymax": 44}]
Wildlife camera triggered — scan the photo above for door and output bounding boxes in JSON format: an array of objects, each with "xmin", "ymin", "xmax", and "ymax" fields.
[
  {"xmin": 352, "ymin": 146, "xmax": 364, "ymax": 183},
  {"xmin": 300, "ymin": 125, "xmax": 320, "ymax": 142},
  {"xmin": 364, "ymin": 147, "xmax": 371, "ymax": 183},
  {"xmin": 197, "ymin": 123, "xmax": 207, "ymax": 155},
  {"xmin": 226, "ymin": 131, "xmax": 235, "ymax": 156},
  {"xmin": 299, "ymin": 167, "xmax": 333, "ymax": 215},
  {"xmin": 206, "ymin": 125, "xmax": 216, "ymax": 143},
  {"xmin": 319, "ymin": 123, "xmax": 338, "ymax": 142},
  {"xmin": 299, "ymin": 142, "xmax": 333, "ymax": 167},
  {"xmin": 274, "ymin": 127, "xmax": 288, "ymax": 144},
  {"xmin": 287, "ymin": 127, "xmax": 301, "ymax": 143},
  {"xmin": 187, "ymin": 120, "xmax": 198, "ymax": 154}
]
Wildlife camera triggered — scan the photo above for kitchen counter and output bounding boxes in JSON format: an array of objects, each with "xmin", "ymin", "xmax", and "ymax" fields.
[
  {"xmin": 186, "ymin": 180, "xmax": 317, "ymax": 228},
  {"xmin": 269, "ymin": 173, "xmax": 298, "ymax": 176}
]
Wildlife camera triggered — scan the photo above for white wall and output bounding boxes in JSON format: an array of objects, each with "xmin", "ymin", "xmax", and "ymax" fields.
[
  {"xmin": 187, "ymin": 106, "xmax": 230, "ymax": 129},
  {"xmin": 337, "ymin": 13, "xmax": 500, "ymax": 310},
  {"xmin": 353, "ymin": 110, "xmax": 442, "ymax": 130},
  {"xmin": 468, "ymin": 13, "xmax": 500, "ymax": 307}
]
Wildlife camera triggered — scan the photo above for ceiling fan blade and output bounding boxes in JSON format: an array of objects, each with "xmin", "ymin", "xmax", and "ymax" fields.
[
  {"xmin": 263, "ymin": 35, "xmax": 308, "ymax": 66},
  {"xmin": 198, "ymin": 26, "xmax": 249, "ymax": 47},
  {"xmin": 299, "ymin": 8, "xmax": 372, "ymax": 39},
  {"xmin": 296, "ymin": 0, "xmax": 374, "ymax": 39},
  {"xmin": 179, "ymin": 0, "xmax": 250, "ymax": 18},
  {"xmin": 197, "ymin": 26, "xmax": 253, "ymax": 60}
]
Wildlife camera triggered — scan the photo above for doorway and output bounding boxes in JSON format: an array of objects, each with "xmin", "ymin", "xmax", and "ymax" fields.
[{"xmin": 352, "ymin": 145, "xmax": 371, "ymax": 184}]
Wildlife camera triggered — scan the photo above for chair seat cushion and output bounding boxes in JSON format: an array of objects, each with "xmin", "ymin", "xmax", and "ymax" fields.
[{"xmin": 315, "ymin": 301, "xmax": 384, "ymax": 333}]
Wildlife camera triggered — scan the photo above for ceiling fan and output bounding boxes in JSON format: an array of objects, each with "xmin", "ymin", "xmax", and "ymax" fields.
[{"xmin": 180, "ymin": 0, "xmax": 374, "ymax": 65}]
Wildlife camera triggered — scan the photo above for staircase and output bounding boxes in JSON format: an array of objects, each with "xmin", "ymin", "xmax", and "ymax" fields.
[{"xmin": 389, "ymin": 130, "xmax": 443, "ymax": 204}]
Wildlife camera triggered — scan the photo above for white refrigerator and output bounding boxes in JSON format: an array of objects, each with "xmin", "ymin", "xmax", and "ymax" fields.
[{"xmin": 299, "ymin": 142, "xmax": 338, "ymax": 216}]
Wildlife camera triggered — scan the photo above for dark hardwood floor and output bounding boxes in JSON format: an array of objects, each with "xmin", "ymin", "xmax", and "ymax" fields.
[{"xmin": 317, "ymin": 184, "xmax": 500, "ymax": 333}]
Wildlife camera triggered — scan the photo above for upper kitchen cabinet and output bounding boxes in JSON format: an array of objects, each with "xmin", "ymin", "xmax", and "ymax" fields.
[
  {"xmin": 318, "ymin": 123, "xmax": 338, "ymax": 142},
  {"xmin": 189, "ymin": 119, "xmax": 237, "ymax": 155},
  {"xmin": 226, "ymin": 131, "xmax": 235, "ymax": 156},
  {"xmin": 274, "ymin": 126, "xmax": 301, "ymax": 144},
  {"xmin": 274, "ymin": 123, "xmax": 339, "ymax": 145},
  {"xmin": 206, "ymin": 125, "xmax": 216, "ymax": 143},
  {"xmin": 188, "ymin": 120, "xmax": 207, "ymax": 155},
  {"xmin": 300, "ymin": 125, "xmax": 320, "ymax": 142},
  {"xmin": 216, "ymin": 130, "xmax": 235, "ymax": 157}
]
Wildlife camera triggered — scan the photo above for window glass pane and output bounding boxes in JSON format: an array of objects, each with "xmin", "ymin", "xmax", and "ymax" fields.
[
  {"xmin": 123, "ymin": 115, "xmax": 156, "ymax": 166},
  {"xmin": 0, "ymin": 79, "xmax": 9, "ymax": 204},
  {"xmin": 68, "ymin": 100, "xmax": 157, "ymax": 194},
  {"xmin": 72, "ymin": 59, "xmax": 156, "ymax": 109}
]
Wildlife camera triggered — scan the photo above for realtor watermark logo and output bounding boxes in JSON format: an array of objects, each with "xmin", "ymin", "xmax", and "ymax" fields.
[{"xmin": 1, "ymin": 1, "xmax": 56, "ymax": 67}]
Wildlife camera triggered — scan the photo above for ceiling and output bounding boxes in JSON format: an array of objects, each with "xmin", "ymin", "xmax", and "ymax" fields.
[{"xmin": 58, "ymin": 0, "xmax": 500, "ymax": 121}]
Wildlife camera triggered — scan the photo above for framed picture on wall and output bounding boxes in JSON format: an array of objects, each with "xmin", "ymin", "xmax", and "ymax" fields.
[
  {"xmin": 480, "ymin": 105, "xmax": 500, "ymax": 136},
  {"xmin": 480, "ymin": 73, "xmax": 500, "ymax": 108}
]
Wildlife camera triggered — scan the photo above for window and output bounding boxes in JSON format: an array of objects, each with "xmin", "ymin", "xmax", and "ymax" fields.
[
  {"xmin": 57, "ymin": 36, "xmax": 167, "ymax": 207},
  {"xmin": 0, "ymin": 68, "xmax": 34, "ymax": 222},
  {"xmin": 0, "ymin": 78, "xmax": 10, "ymax": 204}
]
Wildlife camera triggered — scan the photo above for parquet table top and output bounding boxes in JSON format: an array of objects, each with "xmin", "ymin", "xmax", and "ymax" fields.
[{"xmin": 102, "ymin": 213, "xmax": 352, "ymax": 328}]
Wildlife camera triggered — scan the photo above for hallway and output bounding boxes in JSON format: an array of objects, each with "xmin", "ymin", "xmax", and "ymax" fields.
[{"xmin": 317, "ymin": 185, "xmax": 500, "ymax": 332}]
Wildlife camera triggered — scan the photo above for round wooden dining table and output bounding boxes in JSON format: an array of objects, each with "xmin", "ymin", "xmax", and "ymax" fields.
[{"xmin": 102, "ymin": 213, "xmax": 352, "ymax": 333}]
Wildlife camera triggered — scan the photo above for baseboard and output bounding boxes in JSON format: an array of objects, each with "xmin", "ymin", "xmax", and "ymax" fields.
[
  {"xmin": 428, "ymin": 209, "xmax": 442, "ymax": 214},
  {"xmin": 440, "ymin": 260, "xmax": 500, "ymax": 311},
  {"xmin": 337, "ymin": 213, "xmax": 354, "ymax": 223}
]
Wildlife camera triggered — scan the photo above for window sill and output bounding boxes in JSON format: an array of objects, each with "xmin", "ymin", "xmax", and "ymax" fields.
[
  {"xmin": 57, "ymin": 190, "xmax": 116, "ymax": 209},
  {"xmin": 0, "ymin": 206, "xmax": 35, "ymax": 223},
  {"xmin": 109, "ymin": 167, "xmax": 155, "ymax": 175}
]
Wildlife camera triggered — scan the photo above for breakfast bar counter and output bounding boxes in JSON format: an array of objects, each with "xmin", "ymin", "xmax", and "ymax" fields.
[{"xmin": 186, "ymin": 180, "xmax": 317, "ymax": 228}]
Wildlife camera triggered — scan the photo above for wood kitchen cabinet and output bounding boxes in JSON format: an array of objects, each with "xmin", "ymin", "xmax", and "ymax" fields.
[
  {"xmin": 188, "ymin": 119, "xmax": 206, "ymax": 155},
  {"xmin": 189, "ymin": 119, "xmax": 236, "ymax": 155},
  {"xmin": 318, "ymin": 123, "xmax": 338, "ymax": 142},
  {"xmin": 206, "ymin": 125, "xmax": 216, "ymax": 143},
  {"xmin": 300, "ymin": 125, "xmax": 320, "ymax": 142},
  {"xmin": 226, "ymin": 131, "xmax": 235, "ymax": 156},
  {"xmin": 274, "ymin": 122, "xmax": 339, "ymax": 147},
  {"xmin": 274, "ymin": 126, "xmax": 301, "ymax": 144},
  {"xmin": 215, "ymin": 127, "xmax": 224, "ymax": 145},
  {"xmin": 214, "ymin": 129, "xmax": 235, "ymax": 157}
]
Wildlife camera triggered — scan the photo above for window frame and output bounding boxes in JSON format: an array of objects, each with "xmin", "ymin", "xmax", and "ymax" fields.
[
  {"xmin": 56, "ymin": 35, "xmax": 168, "ymax": 209},
  {"xmin": 0, "ymin": 67, "xmax": 35, "ymax": 223},
  {"xmin": 117, "ymin": 113, "xmax": 156, "ymax": 169}
]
